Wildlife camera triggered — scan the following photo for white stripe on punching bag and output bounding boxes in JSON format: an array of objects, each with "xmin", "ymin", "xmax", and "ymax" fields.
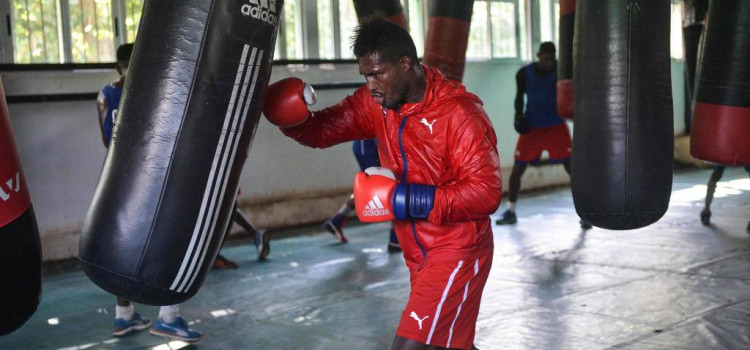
[
  {"xmin": 181, "ymin": 49, "xmax": 264, "ymax": 292},
  {"xmin": 170, "ymin": 45, "xmax": 257, "ymax": 291}
]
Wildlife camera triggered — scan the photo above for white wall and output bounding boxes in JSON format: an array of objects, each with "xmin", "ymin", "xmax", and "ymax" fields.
[{"xmin": 2, "ymin": 59, "xmax": 686, "ymax": 261}]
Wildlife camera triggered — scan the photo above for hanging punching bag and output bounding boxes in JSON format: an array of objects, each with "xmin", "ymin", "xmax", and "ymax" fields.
[
  {"xmin": 682, "ymin": 0, "xmax": 708, "ymax": 97},
  {"xmin": 0, "ymin": 78, "xmax": 42, "ymax": 335},
  {"xmin": 79, "ymin": 0, "xmax": 283, "ymax": 305},
  {"xmin": 572, "ymin": 0, "xmax": 673, "ymax": 230},
  {"xmin": 682, "ymin": 0, "xmax": 708, "ymax": 134},
  {"xmin": 557, "ymin": 0, "xmax": 575, "ymax": 120},
  {"xmin": 423, "ymin": 0, "xmax": 474, "ymax": 82},
  {"xmin": 690, "ymin": 0, "xmax": 750, "ymax": 165},
  {"xmin": 353, "ymin": 0, "xmax": 407, "ymax": 29}
]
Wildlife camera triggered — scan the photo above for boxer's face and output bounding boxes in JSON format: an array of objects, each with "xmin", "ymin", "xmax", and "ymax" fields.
[
  {"xmin": 537, "ymin": 52, "xmax": 555, "ymax": 73},
  {"xmin": 359, "ymin": 52, "xmax": 409, "ymax": 110}
]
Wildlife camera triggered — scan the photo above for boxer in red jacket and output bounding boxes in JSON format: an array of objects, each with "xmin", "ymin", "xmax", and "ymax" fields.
[{"xmin": 263, "ymin": 20, "xmax": 501, "ymax": 350}]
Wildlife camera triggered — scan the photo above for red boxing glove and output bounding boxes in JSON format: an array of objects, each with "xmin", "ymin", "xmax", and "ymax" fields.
[
  {"xmin": 353, "ymin": 167, "xmax": 437, "ymax": 223},
  {"xmin": 353, "ymin": 167, "xmax": 397, "ymax": 222},
  {"xmin": 262, "ymin": 77, "xmax": 316, "ymax": 128}
]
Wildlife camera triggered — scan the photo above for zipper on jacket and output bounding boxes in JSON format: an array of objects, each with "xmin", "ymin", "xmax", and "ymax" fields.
[{"xmin": 397, "ymin": 110, "xmax": 426, "ymax": 258}]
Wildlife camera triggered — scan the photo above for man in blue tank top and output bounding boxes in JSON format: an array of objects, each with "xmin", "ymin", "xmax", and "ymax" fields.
[
  {"xmin": 496, "ymin": 42, "xmax": 590, "ymax": 229},
  {"xmin": 97, "ymin": 47, "xmax": 126, "ymax": 147}
]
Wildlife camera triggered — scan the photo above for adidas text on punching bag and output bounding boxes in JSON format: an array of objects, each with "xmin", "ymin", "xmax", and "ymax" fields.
[
  {"xmin": 79, "ymin": 0, "xmax": 283, "ymax": 305},
  {"xmin": 571, "ymin": 0, "xmax": 673, "ymax": 230},
  {"xmin": 0, "ymin": 78, "xmax": 43, "ymax": 335}
]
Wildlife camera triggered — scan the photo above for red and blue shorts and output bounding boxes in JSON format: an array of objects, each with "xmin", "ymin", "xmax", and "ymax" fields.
[
  {"xmin": 514, "ymin": 123, "xmax": 572, "ymax": 165},
  {"xmin": 396, "ymin": 251, "xmax": 493, "ymax": 349}
]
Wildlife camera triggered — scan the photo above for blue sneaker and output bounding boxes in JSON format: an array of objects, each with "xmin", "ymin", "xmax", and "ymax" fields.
[
  {"xmin": 113, "ymin": 313, "xmax": 151, "ymax": 337},
  {"xmin": 495, "ymin": 210, "xmax": 517, "ymax": 225},
  {"xmin": 149, "ymin": 316, "xmax": 202, "ymax": 342},
  {"xmin": 387, "ymin": 229, "xmax": 401, "ymax": 253},
  {"xmin": 323, "ymin": 214, "xmax": 348, "ymax": 243},
  {"xmin": 255, "ymin": 229, "xmax": 270, "ymax": 261}
]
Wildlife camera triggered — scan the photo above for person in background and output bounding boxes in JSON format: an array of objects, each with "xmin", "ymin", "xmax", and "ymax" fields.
[
  {"xmin": 495, "ymin": 42, "xmax": 591, "ymax": 230},
  {"xmin": 214, "ymin": 196, "xmax": 272, "ymax": 269}
]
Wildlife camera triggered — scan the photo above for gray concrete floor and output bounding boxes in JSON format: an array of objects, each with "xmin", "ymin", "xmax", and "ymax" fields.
[{"xmin": 1, "ymin": 167, "xmax": 749, "ymax": 350}]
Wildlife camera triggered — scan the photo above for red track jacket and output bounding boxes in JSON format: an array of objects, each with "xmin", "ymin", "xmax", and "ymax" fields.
[{"xmin": 282, "ymin": 65, "xmax": 502, "ymax": 267}]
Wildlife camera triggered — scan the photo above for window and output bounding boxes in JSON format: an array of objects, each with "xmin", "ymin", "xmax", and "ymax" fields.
[
  {"xmin": 490, "ymin": 1, "xmax": 516, "ymax": 58},
  {"xmin": 337, "ymin": 0, "xmax": 356, "ymax": 58},
  {"xmin": 554, "ymin": 2, "xmax": 559, "ymax": 42},
  {"xmin": 69, "ymin": 0, "xmax": 114, "ymax": 63},
  {"xmin": 281, "ymin": 0, "xmax": 303, "ymax": 59},
  {"xmin": 539, "ymin": 0, "xmax": 552, "ymax": 43},
  {"xmin": 467, "ymin": 0, "xmax": 524, "ymax": 60},
  {"xmin": 317, "ymin": 0, "xmax": 334, "ymax": 59},
  {"xmin": 405, "ymin": 0, "xmax": 424, "ymax": 57},
  {"xmin": 123, "ymin": 0, "xmax": 142, "ymax": 43},
  {"xmin": 538, "ymin": 0, "xmax": 559, "ymax": 46},
  {"xmin": 518, "ymin": 0, "xmax": 529, "ymax": 60},
  {"xmin": 11, "ymin": 0, "xmax": 62, "ymax": 63},
  {"xmin": 670, "ymin": 2, "xmax": 684, "ymax": 60},
  {"xmin": 8, "ymin": 0, "xmax": 143, "ymax": 63},
  {"xmin": 467, "ymin": 1, "xmax": 490, "ymax": 58},
  {"xmin": 4, "ymin": 0, "xmax": 535, "ymax": 63}
]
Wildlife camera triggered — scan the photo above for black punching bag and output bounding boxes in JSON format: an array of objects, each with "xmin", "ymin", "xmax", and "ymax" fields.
[
  {"xmin": 681, "ymin": 0, "xmax": 708, "ymax": 125},
  {"xmin": 423, "ymin": 0, "xmax": 474, "ymax": 82},
  {"xmin": 353, "ymin": 0, "xmax": 408, "ymax": 29},
  {"xmin": 682, "ymin": 0, "xmax": 708, "ymax": 94},
  {"xmin": 557, "ymin": 0, "xmax": 575, "ymax": 120},
  {"xmin": 690, "ymin": 0, "xmax": 750, "ymax": 166},
  {"xmin": 0, "ymin": 78, "xmax": 42, "ymax": 335},
  {"xmin": 572, "ymin": 0, "xmax": 673, "ymax": 230},
  {"xmin": 79, "ymin": 0, "xmax": 283, "ymax": 305}
]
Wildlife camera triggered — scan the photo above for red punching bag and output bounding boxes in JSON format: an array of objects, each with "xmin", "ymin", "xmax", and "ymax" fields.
[
  {"xmin": 423, "ymin": 0, "xmax": 474, "ymax": 82},
  {"xmin": 353, "ymin": 0, "xmax": 407, "ymax": 29},
  {"xmin": 556, "ymin": 0, "xmax": 575, "ymax": 120},
  {"xmin": 690, "ymin": 0, "xmax": 750, "ymax": 165},
  {"xmin": 0, "ymin": 78, "xmax": 43, "ymax": 335}
]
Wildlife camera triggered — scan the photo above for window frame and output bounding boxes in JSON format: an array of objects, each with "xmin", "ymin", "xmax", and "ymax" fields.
[
  {"xmin": 670, "ymin": 0, "xmax": 685, "ymax": 61},
  {"xmin": 0, "ymin": 0, "xmax": 139, "ymax": 64},
  {"xmin": 467, "ymin": 0, "xmax": 527, "ymax": 62},
  {"xmin": 0, "ymin": 0, "xmax": 578, "ymax": 66}
]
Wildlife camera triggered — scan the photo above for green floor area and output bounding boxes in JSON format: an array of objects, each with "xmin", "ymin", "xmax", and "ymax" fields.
[{"xmin": 1, "ymin": 167, "xmax": 749, "ymax": 350}]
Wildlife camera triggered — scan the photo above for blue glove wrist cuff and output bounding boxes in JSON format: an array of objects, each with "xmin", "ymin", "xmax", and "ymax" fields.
[
  {"xmin": 393, "ymin": 183, "xmax": 435, "ymax": 220},
  {"xmin": 393, "ymin": 183, "xmax": 409, "ymax": 220},
  {"xmin": 408, "ymin": 184, "xmax": 435, "ymax": 219}
]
